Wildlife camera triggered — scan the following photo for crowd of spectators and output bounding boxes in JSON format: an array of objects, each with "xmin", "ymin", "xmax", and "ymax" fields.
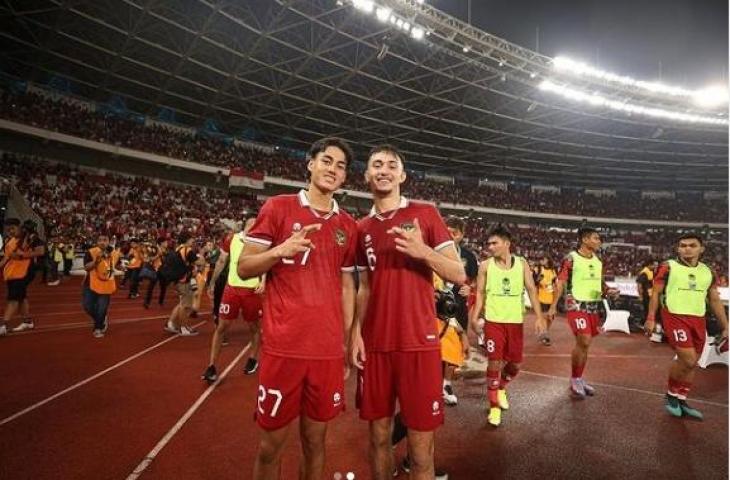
[
  {"xmin": 0, "ymin": 153, "xmax": 259, "ymax": 249},
  {"xmin": 1, "ymin": 89, "xmax": 726, "ymax": 223},
  {"xmin": 1, "ymin": 152, "xmax": 726, "ymax": 279}
]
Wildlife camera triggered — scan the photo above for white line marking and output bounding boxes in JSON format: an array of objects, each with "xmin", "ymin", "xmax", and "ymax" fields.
[
  {"xmin": 126, "ymin": 344, "xmax": 251, "ymax": 480},
  {"xmin": 519, "ymin": 369, "xmax": 729, "ymax": 408},
  {"xmin": 524, "ymin": 353, "xmax": 672, "ymax": 359},
  {"xmin": 0, "ymin": 321, "xmax": 206, "ymax": 427},
  {"xmin": 9, "ymin": 313, "xmax": 210, "ymax": 335}
]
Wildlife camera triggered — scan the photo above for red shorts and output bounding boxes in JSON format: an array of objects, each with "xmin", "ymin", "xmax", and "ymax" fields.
[
  {"xmin": 662, "ymin": 309, "xmax": 706, "ymax": 355},
  {"xmin": 357, "ymin": 350, "xmax": 443, "ymax": 431},
  {"xmin": 484, "ymin": 322, "xmax": 524, "ymax": 363},
  {"xmin": 255, "ymin": 352, "xmax": 345, "ymax": 431},
  {"xmin": 567, "ymin": 311, "xmax": 601, "ymax": 337},
  {"xmin": 219, "ymin": 285, "xmax": 262, "ymax": 322}
]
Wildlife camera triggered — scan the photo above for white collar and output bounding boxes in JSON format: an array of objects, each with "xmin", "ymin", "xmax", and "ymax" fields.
[
  {"xmin": 298, "ymin": 189, "xmax": 339, "ymax": 219},
  {"xmin": 369, "ymin": 196, "xmax": 408, "ymax": 219}
]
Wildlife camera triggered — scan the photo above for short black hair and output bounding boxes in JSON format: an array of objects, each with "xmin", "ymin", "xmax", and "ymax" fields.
[
  {"xmin": 308, "ymin": 137, "xmax": 355, "ymax": 167},
  {"xmin": 445, "ymin": 216, "xmax": 466, "ymax": 233},
  {"xmin": 487, "ymin": 224, "xmax": 512, "ymax": 242},
  {"xmin": 4, "ymin": 217, "xmax": 20, "ymax": 227},
  {"xmin": 156, "ymin": 237, "xmax": 167, "ymax": 245},
  {"xmin": 178, "ymin": 233, "xmax": 191, "ymax": 245},
  {"xmin": 642, "ymin": 258, "xmax": 656, "ymax": 268},
  {"xmin": 578, "ymin": 227, "xmax": 599, "ymax": 244},
  {"xmin": 368, "ymin": 144, "xmax": 405, "ymax": 165},
  {"xmin": 678, "ymin": 232, "xmax": 704, "ymax": 245}
]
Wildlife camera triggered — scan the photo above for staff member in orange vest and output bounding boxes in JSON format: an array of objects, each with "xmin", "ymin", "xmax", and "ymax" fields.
[
  {"xmin": 1, "ymin": 218, "xmax": 45, "ymax": 336},
  {"xmin": 82, "ymin": 234, "xmax": 121, "ymax": 338}
]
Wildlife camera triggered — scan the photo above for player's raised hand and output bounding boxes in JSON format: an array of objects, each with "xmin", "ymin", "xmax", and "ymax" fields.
[
  {"xmin": 387, "ymin": 218, "xmax": 430, "ymax": 260},
  {"xmin": 274, "ymin": 223, "xmax": 321, "ymax": 259}
]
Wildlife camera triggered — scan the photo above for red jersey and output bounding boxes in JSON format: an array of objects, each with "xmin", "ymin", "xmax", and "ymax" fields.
[
  {"xmin": 246, "ymin": 190, "xmax": 357, "ymax": 359},
  {"xmin": 356, "ymin": 197, "xmax": 454, "ymax": 352}
]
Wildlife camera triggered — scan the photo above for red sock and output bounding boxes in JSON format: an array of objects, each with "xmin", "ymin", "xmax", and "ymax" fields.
[
  {"xmin": 667, "ymin": 377, "xmax": 682, "ymax": 397},
  {"xmin": 571, "ymin": 362, "xmax": 585, "ymax": 379},
  {"xmin": 487, "ymin": 370, "xmax": 500, "ymax": 408},
  {"xmin": 501, "ymin": 363, "xmax": 520, "ymax": 388},
  {"xmin": 676, "ymin": 380, "xmax": 692, "ymax": 400}
]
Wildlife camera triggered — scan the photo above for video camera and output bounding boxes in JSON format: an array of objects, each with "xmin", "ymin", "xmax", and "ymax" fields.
[{"xmin": 436, "ymin": 289, "xmax": 457, "ymax": 321}]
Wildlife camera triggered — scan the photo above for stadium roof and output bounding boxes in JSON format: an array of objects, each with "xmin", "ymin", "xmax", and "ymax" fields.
[{"xmin": 0, "ymin": 0, "xmax": 727, "ymax": 190}]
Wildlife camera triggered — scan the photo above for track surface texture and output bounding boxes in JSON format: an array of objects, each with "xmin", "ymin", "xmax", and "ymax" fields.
[{"xmin": 0, "ymin": 277, "xmax": 727, "ymax": 479}]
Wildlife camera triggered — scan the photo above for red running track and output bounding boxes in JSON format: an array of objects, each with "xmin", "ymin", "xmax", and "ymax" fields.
[{"xmin": 0, "ymin": 277, "xmax": 727, "ymax": 479}]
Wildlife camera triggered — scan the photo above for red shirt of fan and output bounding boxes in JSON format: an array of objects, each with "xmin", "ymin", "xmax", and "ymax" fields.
[
  {"xmin": 246, "ymin": 190, "xmax": 357, "ymax": 359},
  {"xmin": 357, "ymin": 197, "xmax": 454, "ymax": 352}
]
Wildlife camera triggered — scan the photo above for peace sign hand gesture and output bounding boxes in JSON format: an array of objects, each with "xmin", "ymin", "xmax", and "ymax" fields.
[
  {"xmin": 273, "ymin": 223, "xmax": 321, "ymax": 259},
  {"xmin": 387, "ymin": 218, "xmax": 431, "ymax": 260}
]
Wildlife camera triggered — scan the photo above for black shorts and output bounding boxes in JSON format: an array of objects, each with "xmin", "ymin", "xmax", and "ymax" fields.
[{"xmin": 6, "ymin": 279, "xmax": 28, "ymax": 302}]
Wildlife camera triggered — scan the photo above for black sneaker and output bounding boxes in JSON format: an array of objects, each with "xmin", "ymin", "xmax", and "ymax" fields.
[
  {"xmin": 143, "ymin": 302, "xmax": 150, "ymax": 309},
  {"xmin": 243, "ymin": 357, "xmax": 259, "ymax": 375},
  {"xmin": 540, "ymin": 335, "xmax": 552, "ymax": 346},
  {"xmin": 202, "ymin": 365, "xmax": 218, "ymax": 384},
  {"xmin": 435, "ymin": 469, "xmax": 449, "ymax": 480}
]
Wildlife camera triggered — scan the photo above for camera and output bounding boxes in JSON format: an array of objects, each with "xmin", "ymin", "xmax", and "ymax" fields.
[
  {"xmin": 436, "ymin": 289, "xmax": 457, "ymax": 321},
  {"xmin": 104, "ymin": 245, "xmax": 114, "ymax": 254}
]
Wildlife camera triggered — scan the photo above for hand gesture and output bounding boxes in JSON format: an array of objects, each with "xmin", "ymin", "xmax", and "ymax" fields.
[
  {"xmin": 274, "ymin": 224, "xmax": 321, "ymax": 259},
  {"xmin": 535, "ymin": 315, "xmax": 548, "ymax": 336},
  {"xmin": 458, "ymin": 284, "xmax": 471, "ymax": 297},
  {"xmin": 546, "ymin": 305, "xmax": 557, "ymax": 322},
  {"xmin": 387, "ymin": 218, "xmax": 430, "ymax": 260},
  {"xmin": 349, "ymin": 331, "xmax": 367, "ymax": 370},
  {"xmin": 644, "ymin": 317, "xmax": 656, "ymax": 336}
]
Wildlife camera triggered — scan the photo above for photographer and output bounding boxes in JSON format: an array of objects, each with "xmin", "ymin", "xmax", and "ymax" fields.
[
  {"xmin": 161, "ymin": 233, "xmax": 200, "ymax": 336},
  {"xmin": 82, "ymin": 234, "xmax": 121, "ymax": 338},
  {"xmin": 434, "ymin": 274, "xmax": 470, "ymax": 406},
  {"xmin": 1, "ymin": 218, "xmax": 45, "ymax": 335}
]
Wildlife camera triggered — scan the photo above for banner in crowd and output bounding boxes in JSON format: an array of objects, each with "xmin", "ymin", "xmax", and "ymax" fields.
[{"xmin": 229, "ymin": 167, "xmax": 264, "ymax": 189}]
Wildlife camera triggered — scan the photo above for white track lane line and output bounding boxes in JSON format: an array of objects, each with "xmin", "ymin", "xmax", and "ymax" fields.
[
  {"xmin": 519, "ymin": 369, "xmax": 729, "ymax": 408},
  {"xmin": 0, "ymin": 321, "xmax": 206, "ymax": 427},
  {"xmin": 126, "ymin": 343, "xmax": 251, "ymax": 480},
  {"xmin": 10, "ymin": 312, "xmax": 210, "ymax": 335}
]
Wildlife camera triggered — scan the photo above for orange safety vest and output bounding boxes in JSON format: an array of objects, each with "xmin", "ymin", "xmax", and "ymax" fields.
[
  {"xmin": 3, "ymin": 237, "xmax": 31, "ymax": 281},
  {"xmin": 128, "ymin": 246, "xmax": 143, "ymax": 269},
  {"xmin": 88, "ymin": 247, "xmax": 121, "ymax": 295}
]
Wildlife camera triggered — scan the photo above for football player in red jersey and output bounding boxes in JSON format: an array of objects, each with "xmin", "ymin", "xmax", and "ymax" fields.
[
  {"xmin": 238, "ymin": 138, "xmax": 358, "ymax": 480},
  {"xmin": 349, "ymin": 145, "xmax": 466, "ymax": 480}
]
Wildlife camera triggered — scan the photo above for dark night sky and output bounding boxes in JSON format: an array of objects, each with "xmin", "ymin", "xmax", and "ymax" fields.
[{"xmin": 432, "ymin": 0, "xmax": 728, "ymax": 88}]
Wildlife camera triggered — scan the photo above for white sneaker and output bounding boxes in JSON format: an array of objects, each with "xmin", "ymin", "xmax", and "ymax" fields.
[
  {"xmin": 164, "ymin": 321, "xmax": 179, "ymax": 334},
  {"xmin": 443, "ymin": 384, "xmax": 458, "ymax": 406},
  {"xmin": 0, "ymin": 325, "xmax": 7, "ymax": 336},
  {"xmin": 93, "ymin": 329, "xmax": 104, "ymax": 338},
  {"xmin": 650, "ymin": 332, "xmax": 663, "ymax": 343},
  {"xmin": 12, "ymin": 321, "xmax": 34, "ymax": 332},
  {"xmin": 47, "ymin": 280, "xmax": 60, "ymax": 286},
  {"xmin": 180, "ymin": 326, "xmax": 199, "ymax": 336}
]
